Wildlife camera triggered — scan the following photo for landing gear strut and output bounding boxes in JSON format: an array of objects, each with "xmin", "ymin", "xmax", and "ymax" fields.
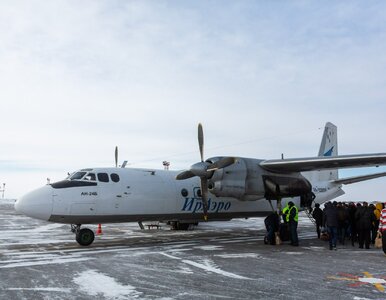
[
  {"xmin": 168, "ymin": 221, "xmax": 193, "ymax": 230},
  {"xmin": 71, "ymin": 224, "xmax": 95, "ymax": 246}
]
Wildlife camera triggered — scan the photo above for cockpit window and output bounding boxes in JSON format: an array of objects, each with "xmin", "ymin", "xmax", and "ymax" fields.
[
  {"xmin": 110, "ymin": 173, "xmax": 120, "ymax": 182},
  {"xmin": 97, "ymin": 173, "xmax": 109, "ymax": 182},
  {"xmin": 70, "ymin": 172, "xmax": 87, "ymax": 180},
  {"xmin": 84, "ymin": 173, "xmax": 96, "ymax": 181}
]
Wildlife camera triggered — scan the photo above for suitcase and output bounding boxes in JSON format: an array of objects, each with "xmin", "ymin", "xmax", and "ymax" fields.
[{"xmin": 279, "ymin": 223, "xmax": 290, "ymax": 241}]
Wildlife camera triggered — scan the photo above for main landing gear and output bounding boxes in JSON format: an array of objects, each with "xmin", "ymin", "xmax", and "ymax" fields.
[
  {"xmin": 168, "ymin": 221, "xmax": 197, "ymax": 230},
  {"xmin": 71, "ymin": 224, "xmax": 95, "ymax": 246}
]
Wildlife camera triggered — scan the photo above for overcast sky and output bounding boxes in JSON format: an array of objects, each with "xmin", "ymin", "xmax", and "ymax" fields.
[{"xmin": 1, "ymin": 1, "xmax": 386, "ymax": 200}]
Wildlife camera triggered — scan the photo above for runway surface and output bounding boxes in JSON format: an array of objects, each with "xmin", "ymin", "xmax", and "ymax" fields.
[{"xmin": 1, "ymin": 199, "xmax": 385, "ymax": 300}]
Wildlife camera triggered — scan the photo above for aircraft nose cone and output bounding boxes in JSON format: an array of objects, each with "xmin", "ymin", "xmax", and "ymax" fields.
[{"xmin": 15, "ymin": 185, "xmax": 53, "ymax": 221}]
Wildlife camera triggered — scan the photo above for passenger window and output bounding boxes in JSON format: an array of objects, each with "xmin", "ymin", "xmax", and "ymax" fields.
[
  {"xmin": 110, "ymin": 173, "xmax": 120, "ymax": 183},
  {"xmin": 97, "ymin": 173, "xmax": 109, "ymax": 182}
]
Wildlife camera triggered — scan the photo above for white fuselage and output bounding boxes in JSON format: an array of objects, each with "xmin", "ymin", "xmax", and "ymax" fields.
[{"xmin": 15, "ymin": 167, "xmax": 339, "ymax": 224}]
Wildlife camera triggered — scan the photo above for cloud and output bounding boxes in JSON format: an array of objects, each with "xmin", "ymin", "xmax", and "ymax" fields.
[{"xmin": 0, "ymin": 1, "xmax": 386, "ymax": 198}]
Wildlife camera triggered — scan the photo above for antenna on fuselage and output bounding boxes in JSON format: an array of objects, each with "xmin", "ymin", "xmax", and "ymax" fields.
[
  {"xmin": 115, "ymin": 146, "xmax": 128, "ymax": 168},
  {"xmin": 115, "ymin": 146, "xmax": 118, "ymax": 168}
]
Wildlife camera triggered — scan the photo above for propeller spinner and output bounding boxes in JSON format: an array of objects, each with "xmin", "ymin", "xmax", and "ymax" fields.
[{"xmin": 176, "ymin": 123, "xmax": 236, "ymax": 220}]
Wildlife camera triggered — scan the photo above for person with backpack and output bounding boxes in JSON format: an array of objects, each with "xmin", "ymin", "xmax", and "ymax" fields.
[
  {"xmin": 264, "ymin": 212, "xmax": 280, "ymax": 245},
  {"xmin": 337, "ymin": 202, "xmax": 349, "ymax": 245},
  {"xmin": 355, "ymin": 202, "xmax": 375, "ymax": 249},
  {"xmin": 348, "ymin": 202, "xmax": 358, "ymax": 246},
  {"xmin": 312, "ymin": 203, "xmax": 323, "ymax": 239},
  {"xmin": 323, "ymin": 202, "xmax": 339, "ymax": 250}
]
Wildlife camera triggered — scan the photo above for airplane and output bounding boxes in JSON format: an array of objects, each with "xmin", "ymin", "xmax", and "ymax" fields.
[{"xmin": 15, "ymin": 122, "xmax": 386, "ymax": 246}]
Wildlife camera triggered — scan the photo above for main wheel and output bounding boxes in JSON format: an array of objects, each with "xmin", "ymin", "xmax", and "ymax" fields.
[
  {"xmin": 175, "ymin": 222, "xmax": 190, "ymax": 230},
  {"xmin": 76, "ymin": 228, "xmax": 95, "ymax": 246}
]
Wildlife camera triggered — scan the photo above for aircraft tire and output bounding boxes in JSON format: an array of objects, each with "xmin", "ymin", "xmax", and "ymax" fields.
[
  {"xmin": 176, "ymin": 222, "xmax": 190, "ymax": 230},
  {"xmin": 76, "ymin": 228, "xmax": 95, "ymax": 246}
]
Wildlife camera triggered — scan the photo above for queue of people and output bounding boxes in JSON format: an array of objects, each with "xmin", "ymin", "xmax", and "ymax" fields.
[
  {"xmin": 311, "ymin": 201, "xmax": 386, "ymax": 252},
  {"xmin": 263, "ymin": 200, "xmax": 385, "ymax": 255}
]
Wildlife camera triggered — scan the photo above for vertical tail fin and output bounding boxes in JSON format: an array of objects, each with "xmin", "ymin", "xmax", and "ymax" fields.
[
  {"xmin": 306, "ymin": 122, "xmax": 338, "ymax": 182},
  {"xmin": 318, "ymin": 122, "xmax": 338, "ymax": 158}
]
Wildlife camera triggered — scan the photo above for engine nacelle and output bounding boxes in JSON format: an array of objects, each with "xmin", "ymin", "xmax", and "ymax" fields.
[
  {"xmin": 206, "ymin": 157, "xmax": 312, "ymax": 202},
  {"xmin": 262, "ymin": 174, "xmax": 312, "ymax": 200},
  {"xmin": 208, "ymin": 157, "xmax": 248, "ymax": 199}
]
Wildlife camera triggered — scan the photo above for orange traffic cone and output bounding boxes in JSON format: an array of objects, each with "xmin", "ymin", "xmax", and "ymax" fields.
[{"xmin": 96, "ymin": 224, "xmax": 103, "ymax": 235}]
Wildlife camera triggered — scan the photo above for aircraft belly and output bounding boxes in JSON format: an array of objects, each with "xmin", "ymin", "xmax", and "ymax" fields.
[{"xmin": 48, "ymin": 211, "xmax": 267, "ymax": 224}]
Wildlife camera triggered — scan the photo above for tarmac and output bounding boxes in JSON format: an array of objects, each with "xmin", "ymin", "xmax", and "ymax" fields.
[{"xmin": 1, "ymin": 199, "xmax": 385, "ymax": 300}]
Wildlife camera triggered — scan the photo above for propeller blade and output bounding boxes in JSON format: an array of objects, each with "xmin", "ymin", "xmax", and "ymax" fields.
[
  {"xmin": 198, "ymin": 123, "xmax": 204, "ymax": 162},
  {"xmin": 115, "ymin": 146, "xmax": 118, "ymax": 168},
  {"xmin": 176, "ymin": 170, "xmax": 195, "ymax": 180},
  {"xmin": 207, "ymin": 157, "xmax": 237, "ymax": 171},
  {"xmin": 200, "ymin": 178, "xmax": 209, "ymax": 221}
]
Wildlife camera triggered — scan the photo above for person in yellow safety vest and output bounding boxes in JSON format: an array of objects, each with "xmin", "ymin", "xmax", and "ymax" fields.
[
  {"xmin": 372, "ymin": 203, "xmax": 382, "ymax": 244},
  {"xmin": 282, "ymin": 203, "xmax": 290, "ymax": 224},
  {"xmin": 288, "ymin": 201, "xmax": 299, "ymax": 246}
]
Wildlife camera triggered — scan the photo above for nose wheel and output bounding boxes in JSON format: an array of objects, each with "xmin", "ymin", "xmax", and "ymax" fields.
[{"xmin": 71, "ymin": 224, "xmax": 95, "ymax": 246}]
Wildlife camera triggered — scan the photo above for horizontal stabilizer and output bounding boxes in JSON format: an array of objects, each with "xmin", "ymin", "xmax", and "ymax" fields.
[
  {"xmin": 333, "ymin": 171, "xmax": 386, "ymax": 185},
  {"xmin": 260, "ymin": 153, "xmax": 386, "ymax": 173}
]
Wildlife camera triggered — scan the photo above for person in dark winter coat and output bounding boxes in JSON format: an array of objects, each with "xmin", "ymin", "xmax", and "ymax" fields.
[
  {"xmin": 355, "ymin": 202, "xmax": 375, "ymax": 249},
  {"xmin": 264, "ymin": 212, "xmax": 280, "ymax": 245},
  {"xmin": 323, "ymin": 202, "xmax": 339, "ymax": 250},
  {"xmin": 337, "ymin": 202, "xmax": 349, "ymax": 245},
  {"xmin": 348, "ymin": 202, "xmax": 358, "ymax": 246},
  {"xmin": 312, "ymin": 203, "xmax": 323, "ymax": 238}
]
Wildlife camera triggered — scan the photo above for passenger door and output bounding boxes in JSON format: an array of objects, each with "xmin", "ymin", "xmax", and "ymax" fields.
[{"xmin": 96, "ymin": 172, "xmax": 124, "ymax": 215}]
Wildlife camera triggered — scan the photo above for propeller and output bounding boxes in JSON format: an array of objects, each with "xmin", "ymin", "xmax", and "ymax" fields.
[{"xmin": 176, "ymin": 123, "xmax": 236, "ymax": 221}]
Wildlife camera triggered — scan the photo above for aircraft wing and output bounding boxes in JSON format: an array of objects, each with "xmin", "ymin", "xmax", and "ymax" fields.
[
  {"xmin": 259, "ymin": 153, "xmax": 386, "ymax": 173},
  {"xmin": 332, "ymin": 171, "xmax": 386, "ymax": 185}
]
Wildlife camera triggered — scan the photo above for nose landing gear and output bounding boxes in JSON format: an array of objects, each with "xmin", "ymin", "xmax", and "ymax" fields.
[{"xmin": 71, "ymin": 224, "xmax": 95, "ymax": 246}]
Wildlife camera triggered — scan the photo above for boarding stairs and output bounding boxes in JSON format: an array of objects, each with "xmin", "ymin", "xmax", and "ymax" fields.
[{"xmin": 303, "ymin": 208, "xmax": 317, "ymax": 226}]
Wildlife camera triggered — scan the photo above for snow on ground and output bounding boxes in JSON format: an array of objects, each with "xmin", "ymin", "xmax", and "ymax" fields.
[
  {"xmin": 214, "ymin": 253, "xmax": 263, "ymax": 259},
  {"xmin": 358, "ymin": 278, "xmax": 386, "ymax": 284},
  {"xmin": 0, "ymin": 257, "xmax": 93, "ymax": 269},
  {"xmin": 2, "ymin": 203, "xmax": 385, "ymax": 299},
  {"xmin": 7, "ymin": 288, "xmax": 71, "ymax": 293},
  {"xmin": 0, "ymin": 199, "xmax": 16, "ymax": 205},
  {"xmin": 73, "ymin": 270, "xmax": 142, "ymax": 299},
  {"xmin": 159, "ymin": 252, "xmax": 252, "ymax": 280}
]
